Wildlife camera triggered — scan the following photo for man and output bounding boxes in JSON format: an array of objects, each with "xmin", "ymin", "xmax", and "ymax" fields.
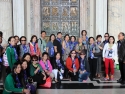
[
  {"xmin": 53, "ymin": 32, "xmax": 63, "ymax": 57},
  {"xmin": 103, "ymin": 33, "xmax": 109, "ymax": 46},
  {"xmin": 38, "ymin": 31, "xmax": 47, "ymax": 55},
  {"xmin": 117, "ymin": 32, "xmax": 125, "ymax": 84},
  {"xmin": 14, "ymin": 35, "xmax": 20, "ymax": 57}
]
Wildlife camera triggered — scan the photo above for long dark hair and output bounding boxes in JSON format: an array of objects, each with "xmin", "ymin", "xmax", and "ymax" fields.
[
  {"xmin": 49, "ymin": 34, "xmax": 56, "ymax": 41},
  {"xmin": 8, "ymin": 36, "xmax": 15, "ymax": 44},
  {"xmin": 108, "ymin": 36, "xmax": 115, "ymax": 44},
  {"xmin": 11, "ymin": 62, "xmax": 22, "ymax": 87},
  {"xmin": 22, "ymin": 53, "xmax": 31, "ymax": 62},
  {"xmin": 30, "ymin": 35, "xmax": 38, "ymax": 43},
  {"xmin": 68, "ymin": 50, "xmax": 77, "ymax": 59}
]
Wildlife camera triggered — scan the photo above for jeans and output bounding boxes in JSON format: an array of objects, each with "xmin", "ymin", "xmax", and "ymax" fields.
[{"xmin": 79, "ymin": 71, "xmax": 90, "ymax": 82}]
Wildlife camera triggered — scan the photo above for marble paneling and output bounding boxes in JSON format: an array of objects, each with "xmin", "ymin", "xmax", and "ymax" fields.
[
  {"xmin": 108, "ymin": 0, "xmax": 122, "ymax": 42},
  {"xmin": 30, "ymin": 0, "xmax": 41, "ymax": 38},
  {"xmin": 96, "ymin": 0, "xmax": 107, "ymax": 40},
  {"xmin": 13, "ymin": 0, "xmax": 25, "ymax": 37},
  {"xmin": 0, "ymin": 0, "xmax": 12, "ymax": 43},
  {"xmin": 80, "ymin": 0, "xmax": 90, "ymax": 37}
]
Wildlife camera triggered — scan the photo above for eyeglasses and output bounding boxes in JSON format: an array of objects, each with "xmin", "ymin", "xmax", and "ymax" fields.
[
  {"xmin": 80, "ymin": 54, "xmax": 84, "ymax": 55},
  {"xmin": 71, "ymin": 53, "xmax": 76, "ymax": 54},
  {"xmin": 21, "ymin": 40, "xmax": 26, "ymax": 41},
  {"xmin": 32, "ymin": 60, "xmax": 37, "ymax": 61},
  {"xmin": 104, "ymin": 36, "xmax": 109, "ymax": 37}
]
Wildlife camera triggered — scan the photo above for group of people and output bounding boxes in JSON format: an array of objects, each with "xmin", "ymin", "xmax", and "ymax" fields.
[{"xmin": 0, "ymin": 30, "xmax": 125, "ymax": 94}]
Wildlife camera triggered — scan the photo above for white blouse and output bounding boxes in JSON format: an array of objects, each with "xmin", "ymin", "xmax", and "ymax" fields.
[{"xmin": 103, "ymin": 43, "xmax": 118, "ymax": 59}]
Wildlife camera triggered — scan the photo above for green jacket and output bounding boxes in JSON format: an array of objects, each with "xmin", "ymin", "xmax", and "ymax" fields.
[
  {"xmin": 30, "ymin": 63, "xmax": 43, "ymax": 76},
  {"xmin": 3, "ymin": 74, "xmax": 23, "ymax": 94},
  {"xmin": 6, "ymin": 47, "xmax": 17, "ymax": 69}
]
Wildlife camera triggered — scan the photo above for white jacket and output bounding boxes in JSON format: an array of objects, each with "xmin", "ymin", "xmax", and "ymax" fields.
[{"xmin": 103, "ymin": 43, "xmax": 118, "ymax": 60}]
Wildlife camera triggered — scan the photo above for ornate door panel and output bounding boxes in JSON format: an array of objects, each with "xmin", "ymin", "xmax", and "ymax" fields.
[{"xmin": 41, "ymin": 0, "xmax": 80, "ymax": 36}]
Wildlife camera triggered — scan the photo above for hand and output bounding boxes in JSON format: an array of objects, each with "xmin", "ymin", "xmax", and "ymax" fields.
[
  {"xmin": 73, "ymin": 69, "xmax": 77, "ymax": 73},
  {"xmin": 43, "ymin": 75, "xmax": 46, "ymax": 80},
  {"xmin": 98, "ymin": 46, "xmax": 103, "ymax": 50},
  {"xmin": 44, "ymin": 70, "xmax": 48, "ymax": 72},
  {"xmin": 80, "ymin": 70, "xmax": 83, "ymax": 74},
  {"xmin": 47, "ymin": 71, "xmax": 50, "ymax": 75},
  {"xmin": 37, "ymin": 67, "xmax": 40, "ymax": 71},
  {"xmin": 103, "ymin": 58, "xmax": 105, "ymax": 62},
  {"xmin": 93, "ymin": 50, "xmax": 95, "ymax": 53},
  {"xmin": 23, "ymin": 89, "xmax": 30, "ymax": 94}
]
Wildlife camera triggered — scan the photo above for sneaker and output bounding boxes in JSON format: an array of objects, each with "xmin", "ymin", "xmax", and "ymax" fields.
[{"xmin": 104, "ymin": 77, "xmax": 109, "ymax": 81}]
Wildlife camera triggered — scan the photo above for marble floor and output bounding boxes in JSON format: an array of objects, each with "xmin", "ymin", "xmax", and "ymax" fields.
[{"xmin": 0, "ymin": 69, "xmax": 125, "ymax": 94}]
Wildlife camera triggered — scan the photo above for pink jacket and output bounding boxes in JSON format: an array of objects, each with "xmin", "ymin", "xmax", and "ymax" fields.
[
  {"xmin": 39, "ymin": 60, "xmax": 53, "ymax": 72},
  {"xmin": 29, "ymin": 42, "xmax": 40, "ymax": 56}
]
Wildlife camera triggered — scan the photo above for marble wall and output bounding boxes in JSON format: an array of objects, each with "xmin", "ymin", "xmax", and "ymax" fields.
[
  {"xmin": 0, "ymin": 0, "xmax": 125, "ymax": 42},
  {"xmin": 0, "ymin": 0, "xmax": 13, "ymax": 42},
  {"xmin": 108, "ymin": 0, "xmax": 123, "ymax": 41},
  {"xmin": 30, "ymin": 0, "xmax": 41, "ymax": 38},
  {"xmin": 80, "ymin": 0, "xmax": 90, "ymax": 37},
  {"xmin": 13, "ymin": 0, "xmax": 25, "ymax": 37}
]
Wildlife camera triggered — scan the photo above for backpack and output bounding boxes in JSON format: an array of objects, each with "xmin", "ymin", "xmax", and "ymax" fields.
[
  {"xmin": 3, "ymin": 47, "xmax": 11, "ymax": 66},
  {"xmin": 38, "ymin": 38, "xmax": 42, "ymax": 44}
]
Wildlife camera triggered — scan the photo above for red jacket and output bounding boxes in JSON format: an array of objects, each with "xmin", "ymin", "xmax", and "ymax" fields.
[{"xmin": 66, "ymin": 57, "xmax": 79, "ymax": 71}]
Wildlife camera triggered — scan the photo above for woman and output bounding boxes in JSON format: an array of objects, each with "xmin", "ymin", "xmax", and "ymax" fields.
[
  {"xmin": 88, "ymin": 37, "xmax": 100, "ymax": 79},
  {"xmin": 81, "ymin": 30, "xmax": 89, "ymax": 41},
  {"xmin": 70, "ymin": 36, "xmax": 78, "ymax": 51},
  {"xmin": 53, "ymin": 52, "xmax": 65, "ymax": 83},
  {"xmin": 103, "ymin": 36, "xmax": 117, "ymax": 81},
  {"xmin": 3, "ymin": 62, "xmax": 30, "ymax": 94},
  {"xmin": 22, "ymin": 53, "xmax": 32, "ymax": 77},
  {"xmin": 20, "ymin": 36, "xmax": 30, "ymax": 59},
  {"xmin": 46, "ymin": 34, "xmax": 56, "ymax": 68},
  {"xmin": 79, "ymin": 50, "xmax": 90, "ymax": 82},
  {"xmin": 95, "ymin": 35, "xmax": 104, "ymax": 78},
  {"xmin": 39, "ymin": 52, "xmax": 54, "ymax": 79},
  {"xmin": 6, "ymin": 36, "xmax": 18, "ymax": 69},
  {"xmin": 30, "ymin": 55, "xmax": 51, "ymax": 87},
  {"xmin": 62, "ymin": 34, "xmax": 71, "ymax": 62},
  {"xmin": 75, "ymin": 38, "xmax": 85, "ymax": 56},
  {"xmin": 20, "ymin": 60, "xmax": 36, "ymax": 94},
  {"xmin": 66, "ymin": 50, "xmax": 79, "ymax": 81},
  {"xmin": 29, "ymin": 35, "xmax": 41, "ymax": 57}
]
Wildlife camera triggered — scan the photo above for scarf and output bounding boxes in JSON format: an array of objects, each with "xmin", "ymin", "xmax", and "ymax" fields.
[
  {"xmin": 24, "ymin": 70, "xmax": 28, "ymax": 84},
  {"xmin": 90, "ymin": 44, "xmax": 95, "ymax": 59},
  {"xmin": 32, "ymin": 42, "xmax": 36, "ymax": 53},
  {"xmin": 9, "ymin": 45, "xmax": 18, "ymax": 60},
  {"xmin": 50, "ymin": 47, "xmax": 54, "ymax": 56},
  {"xmin": 44, "ymin": 61, "xmax": 49, "ymax": 70},
  {"xmin": 72, "ymin": 58, "xmax": 76, "ymax": 69},
  {"xmin": 80, "ymin": 59, "xmax": 85, "ymax": 71},
  {"xmin": 57, "ymin": 38, "xmax": 62, "ymax": 43},
  {"xmin": 15, "ymin": 74, "xmax": 22, "ymax": 88},
  {"xmin": 56, "ymin": 59, "xmax": 64, "ymax": 70},
  {"xmin": 22, "ymin": 45, "xmax": 28, "ymax": 53}
]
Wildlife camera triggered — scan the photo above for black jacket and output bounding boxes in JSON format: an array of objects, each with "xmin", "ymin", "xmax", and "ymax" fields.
[
  {"xmin": 118, "ymin": 39, "xmax": 125, "ymax": 62},
  {"xmin": 53, "ymin": 59, "xmax": 65, "ymax": 71},
  {"xmin": 79, "ymin": 57, "xmax": 90, "ymax": 72}
]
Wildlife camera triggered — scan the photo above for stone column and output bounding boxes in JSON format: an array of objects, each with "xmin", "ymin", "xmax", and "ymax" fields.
[
  {"xmin": 108, "ymin": 0, "xmax": 123, "ymax": 42},
  {"xmin": 24, "ymin": 0, "xmax": 31, "ymax": 42},
  {"xmin": 30, "ymin": 0, "xmax": 41, "ymax": 38},
  {"xmin": 96, "ymin": 0, "xmax": 107, "ymax": 40},
  {"xmin": 0, "ymin": 0, "xmax": 13, "ymax": 42},
  {"xmin": 13, "ymin": 0, "xmax": 25, "ymax": 37},
  {"xmin": 90, "ymin": 0, "xmax": 96, "ymax": 37},
  {"xmin": 80, "ymin": 0, "xmax": 90, "ymax": 37}
]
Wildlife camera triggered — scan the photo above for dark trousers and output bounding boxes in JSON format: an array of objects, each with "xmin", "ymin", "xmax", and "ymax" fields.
[
  {"xmin": 50, "ymin": 57, "xmax": 54, "ymax": 68},
  {"xmin": 119, "ymin": 62, "xmax": 125, "ymax": 81},
  {"xmin": 89, "ymin": 58, "xmax": 97, "ymax": 78},
  {"xmin": 68, "ymin": 71, "xmax": 78, "ymax": 81}
]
